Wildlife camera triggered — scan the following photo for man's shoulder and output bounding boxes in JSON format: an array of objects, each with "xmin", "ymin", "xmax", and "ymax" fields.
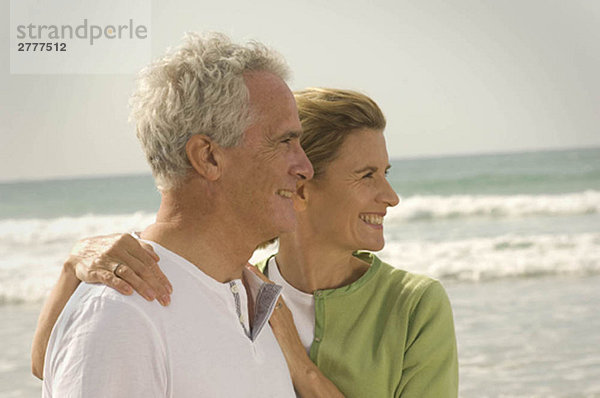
[
  {"xmin": 69, "ymin": 255, "xmax": 214, "ymax": 322},
  {"xmin": 44, "ymin": 284, "xmax": 170, "ymax": 397},
  {"xmin": 60, "ymin": 282, "xmax": 163, "ymax": 335},
  {"xmin": 75, "ymin": 280, "xmax": 158, "ymax": 310}
]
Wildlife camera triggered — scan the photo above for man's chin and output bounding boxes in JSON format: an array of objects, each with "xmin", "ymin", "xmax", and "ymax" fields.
[{"xmin": 254, "ymin": 219, "xmax": 296, "ymax": 250}]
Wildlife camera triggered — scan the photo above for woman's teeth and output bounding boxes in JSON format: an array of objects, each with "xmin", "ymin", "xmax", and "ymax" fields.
[
  {"xmin": 276, "ymin": 189, "xmax": 293, "ymax": 198},
  {"xmin": 359, "ymin": 214, "xmax": 383, "ymax": 225}
]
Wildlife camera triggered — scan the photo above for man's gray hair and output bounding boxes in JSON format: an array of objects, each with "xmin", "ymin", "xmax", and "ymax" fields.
[{"xmin": 130, "ymin": 32, "xmax": 291, "ymax": 191}]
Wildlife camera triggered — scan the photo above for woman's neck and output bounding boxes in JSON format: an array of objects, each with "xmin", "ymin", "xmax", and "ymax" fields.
[{"xmin": 276, "ymin": 233, "xmax": 370, "ymax": 294}]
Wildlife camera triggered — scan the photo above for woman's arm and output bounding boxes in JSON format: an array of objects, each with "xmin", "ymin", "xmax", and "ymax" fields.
[
  {"xmin": 31, "ymin": 257, "xmax": 81, "ymax": 379},
  {"xmin": 396, "ymin": 281, "xmax": 459, "ymax": 398},
  {"xmin": 31, "ymin": 233, "xmax": 171, "ymax": 379},
  {"xmin": 245, "ymin": 264, "xmax": 344, "ymax": 398},
  {"xmin": 269, "ymin": 299, "xmax": 345, "ymax": 398}
]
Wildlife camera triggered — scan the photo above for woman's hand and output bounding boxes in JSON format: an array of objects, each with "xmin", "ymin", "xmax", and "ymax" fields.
[
  {"xmin": 32, "ymin": 233, "xmax": 173, "ymax": 379},
  {"xmin": 69, "ymin": 233, "xmax": 172, "ymax": 306},
  {"xmin": 248, "ymin": 266, "xmax": 305, "ymax": 363},
  {"xmin": 245, "ymin": 264, "xmax": 345, "ymax": 397}
]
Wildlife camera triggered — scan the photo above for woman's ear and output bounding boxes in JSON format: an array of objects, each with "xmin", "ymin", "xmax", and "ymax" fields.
[
  {"xmin": 186, "ymin": 134, "xmax": 222, "ymax": 181},
  {"xmin": 293, "ymin": 180, "xmax": 309, "ymax": 211}
]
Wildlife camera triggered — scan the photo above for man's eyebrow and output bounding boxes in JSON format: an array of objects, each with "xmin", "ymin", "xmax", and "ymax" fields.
[
  {"xmin": 275, "ymin": 130, "xmax": 301, "ymax": 141},
  {"xmin": 286, "ymin": 131, "xmax": 302, "ymax": 139}
]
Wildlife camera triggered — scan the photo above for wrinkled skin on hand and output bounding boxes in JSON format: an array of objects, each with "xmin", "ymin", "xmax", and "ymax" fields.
[{"xmin": 69, "ymin": 233, "xmax": 172, "ymax": 306}]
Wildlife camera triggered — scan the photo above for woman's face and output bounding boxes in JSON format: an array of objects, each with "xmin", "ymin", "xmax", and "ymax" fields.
[{"xmin": 301, "ymin": 128, "xmax": 399, "ymax": 252}]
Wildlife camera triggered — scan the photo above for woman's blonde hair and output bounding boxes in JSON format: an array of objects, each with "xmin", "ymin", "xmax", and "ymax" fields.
[{"xmin": 295, "ymin": 88, "xmax": 386, "ymax": 178}]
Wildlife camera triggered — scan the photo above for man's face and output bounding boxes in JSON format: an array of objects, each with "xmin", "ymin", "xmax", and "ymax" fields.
[{"xmin": 220, "ymin": 71, "xmax": 314, "ymax": 243}]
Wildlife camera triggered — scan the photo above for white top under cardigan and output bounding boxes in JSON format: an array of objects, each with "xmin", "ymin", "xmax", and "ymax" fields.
[{"xmin": 267, "ymin": 256, "xmax": 316, "ymax": 354}]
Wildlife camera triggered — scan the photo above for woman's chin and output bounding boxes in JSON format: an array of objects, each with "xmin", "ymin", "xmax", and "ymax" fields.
[{"xmin": 357, "ymin": 239, "xmax": 385, "ymax": 253}]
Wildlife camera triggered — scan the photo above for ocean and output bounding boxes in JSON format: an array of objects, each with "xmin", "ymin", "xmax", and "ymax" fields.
[{"xmin": 1, "ymin": 147, "xmax": 599, "ymax": 397}]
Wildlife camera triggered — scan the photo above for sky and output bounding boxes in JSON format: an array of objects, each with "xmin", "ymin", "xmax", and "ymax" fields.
[{"xmin": 1, "ymin": 0, "xmax": 599, "ymax": 182}]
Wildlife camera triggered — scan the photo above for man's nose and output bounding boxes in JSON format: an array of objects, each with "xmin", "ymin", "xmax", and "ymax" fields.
[{"xmin": 291, "ymin": 142, "xmax": 314, "ymax": 180}]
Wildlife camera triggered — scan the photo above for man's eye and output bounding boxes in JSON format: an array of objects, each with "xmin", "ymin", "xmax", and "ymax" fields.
[{"xmin": 363, "ymin": 172, "xmax": 374, "ymax": 179}]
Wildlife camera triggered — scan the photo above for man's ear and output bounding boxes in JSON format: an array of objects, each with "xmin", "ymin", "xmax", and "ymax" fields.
[
  {"xmin": 186, "ymin": 134, "xmax": 221, "ymax": 181},
  {"xmin": 293, "ymin": 180, "xmax": 309, "ymax": 211}
]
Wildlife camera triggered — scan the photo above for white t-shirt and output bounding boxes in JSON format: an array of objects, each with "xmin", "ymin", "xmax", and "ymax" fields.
[
  {"xmin": 43, "ymin": 241, "xmax": 295, "ymax": 397},
  {"xmin": 267, "ymin": 256, "xmax": 316, "ymax": 354}
]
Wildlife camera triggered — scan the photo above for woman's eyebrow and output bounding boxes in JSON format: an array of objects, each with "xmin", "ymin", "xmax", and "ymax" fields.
[
  {"xmin": 354, "ymin": 166, "xmax": 378, "ymax": 174},
  {"xmin": 354, "ymin": 164, "xmax": 392, "ymax": 174}
]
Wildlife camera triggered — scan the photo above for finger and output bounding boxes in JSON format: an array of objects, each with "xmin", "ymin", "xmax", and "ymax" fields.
[
  {"xmin": 90, "ymin": 269, "xmax": 133, "ymax": 296},
  {"xmin": 119, "ymin": 234, "xmax": 160, "ymax": 265},
  {"xmin": 113, "ymin": 263, "xmax": 161, "ymax": 303},
  {"xmin": 92, "ymin": 238, "xmax": 169, "ymax": 306},
  {"xmin": 274, "ymin": 297, "xmax": 289, "ymax": 310},
  {"xmin": 87, "ymin": 234, "xmax": 142, "ymax": 272},
  {"xmin": 120, "ymin": 250, "xmax": 171, "ymax": 305},
  {"xmin": 117, "ymin": 235, "xmax": 172, "ymax": 296},
  {"xmin": 140, "ymin": 241, "xmax": 160, "ymax": 262},
  {"xmin": 137, "ymin": 241, "xmax": 172, "ymax": 294},
  {"xmin": 268, "ymin": 298, "xmax": 293, "ymax": 328},
  {"xmin": 245, "ymin": 263, "xmax": 274, "ymax": 284},
  {"xmin": 113, "ymin": 234, "xmax": 156, "ymax": 263}
]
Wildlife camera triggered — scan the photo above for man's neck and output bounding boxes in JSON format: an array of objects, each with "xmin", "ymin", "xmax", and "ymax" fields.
[{"xmin": 141, "ymin": 189, "xmax": 258, "ymax": 283}]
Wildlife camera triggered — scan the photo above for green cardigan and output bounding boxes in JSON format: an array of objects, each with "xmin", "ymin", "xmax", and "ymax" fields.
[{"xmin": 257, "ymin": 252, "xmax": 458, "ymax": 398}]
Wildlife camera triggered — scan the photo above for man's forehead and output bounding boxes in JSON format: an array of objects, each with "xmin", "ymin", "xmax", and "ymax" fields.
[
  {"xmin": 243, "ymin": 71, "xmax": 292, "ymax": 101},
  {"xmin": 243, "ymin": 72, "xmax": 299, "ymax": 127}
]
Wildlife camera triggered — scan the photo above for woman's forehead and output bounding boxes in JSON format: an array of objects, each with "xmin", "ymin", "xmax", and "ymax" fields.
[{"xmin": 328, "ymin": 129, "xmax": 389, "ymax": 171}]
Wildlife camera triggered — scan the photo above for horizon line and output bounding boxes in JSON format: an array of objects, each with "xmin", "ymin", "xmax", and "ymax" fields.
[{"xmin": 1, "ymin": 144, "xmax": 599, "ymax": 185}]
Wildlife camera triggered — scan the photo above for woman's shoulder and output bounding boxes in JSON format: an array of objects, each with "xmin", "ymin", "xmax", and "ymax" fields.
[
  {"xmin": 368, "ymin": 253, "xmax": 437, "ymax": 288},
  {"xmin": 367, "ymin": 254, "xmax": 450, "ymax": 309}
]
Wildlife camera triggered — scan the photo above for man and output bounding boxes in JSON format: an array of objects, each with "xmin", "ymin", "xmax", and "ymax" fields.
[{"xmin": 42, "ymin": 32, "xmax": 313, "ymax": 397}]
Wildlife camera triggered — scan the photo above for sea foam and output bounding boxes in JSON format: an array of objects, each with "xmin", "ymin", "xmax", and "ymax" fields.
[
  {"xmin": 387, "ymin": 190, "xmax": 600, "ymax": 221},
  {"xmin": 379, "ymin": 233, "xmax": 600, "ymax": 282},
  {"xmin": 1, "ymin": 191, "xmax": 599, "ymax": 304},
  {"xmin": 2, "ymin": 228, "xmax": 598, "ymax": 304},
  {"xmin": 0, "ymin": 212, "xmax": 155, "ymax": 304}
]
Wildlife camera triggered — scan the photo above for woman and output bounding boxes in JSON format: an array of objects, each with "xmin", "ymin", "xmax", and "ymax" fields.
[{"xmin": 32, "ymin": 88, "xmax": 458, "ymax": 397}]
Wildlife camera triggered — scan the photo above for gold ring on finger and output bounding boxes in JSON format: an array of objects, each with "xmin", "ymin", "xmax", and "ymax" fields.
[{"xmin": 113, "ymin": 263, "xmax": 124, "ymax": 277}]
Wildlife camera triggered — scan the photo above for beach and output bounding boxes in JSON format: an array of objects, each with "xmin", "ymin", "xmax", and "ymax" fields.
[
  {"xmin": 0, "ymin": 304, "xmax": 41, "ymax": 397},
  {"xmin": 1, "ymin": 147, "xmax": 599, "ymax": 397}
]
